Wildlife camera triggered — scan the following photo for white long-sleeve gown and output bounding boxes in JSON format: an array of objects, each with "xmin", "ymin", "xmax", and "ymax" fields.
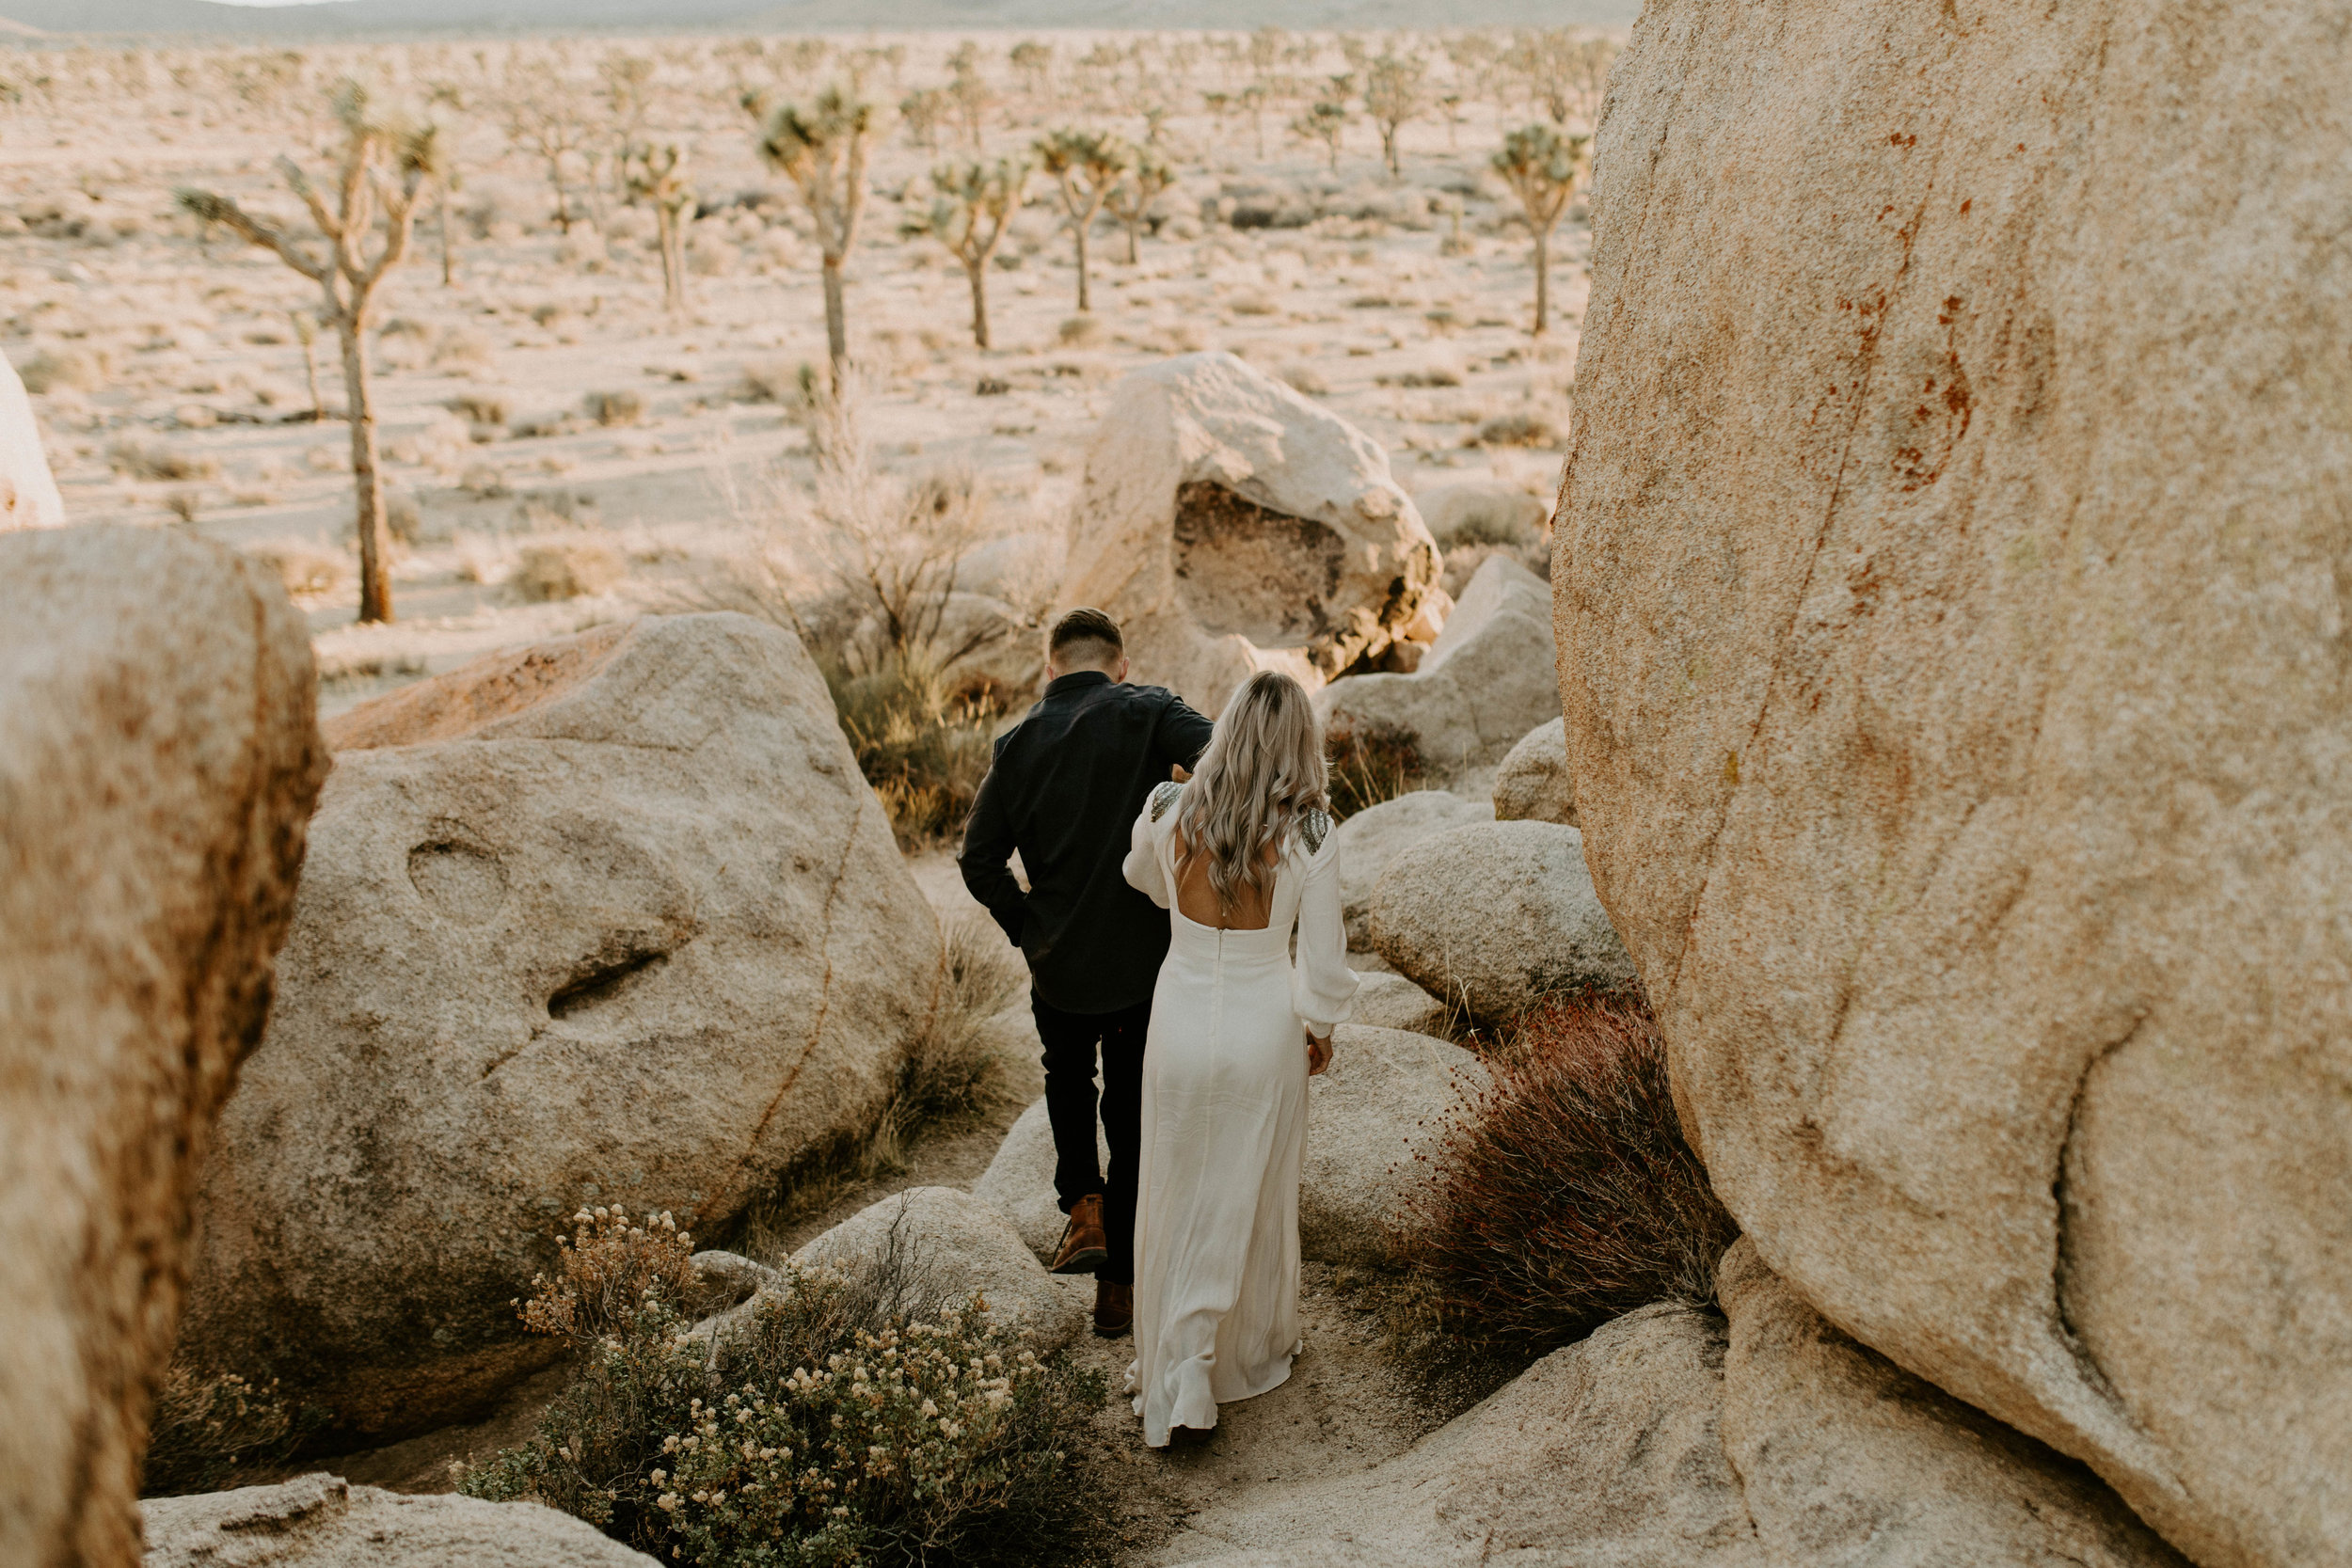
[{"xmin": 1120, "ymin": 782, "xmax": 1359, "ymax": 1448}]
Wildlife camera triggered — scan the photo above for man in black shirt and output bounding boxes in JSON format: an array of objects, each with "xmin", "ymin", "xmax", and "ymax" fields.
[{"xmin": 960, "ymin": 607, "xmax": 1215, "ymax": 1338}]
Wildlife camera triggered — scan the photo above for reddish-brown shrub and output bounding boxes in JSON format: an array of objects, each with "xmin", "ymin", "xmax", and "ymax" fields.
[{"xmin": 1402, "ymin": 994, "xmax": 1738, "ymax": 1351}]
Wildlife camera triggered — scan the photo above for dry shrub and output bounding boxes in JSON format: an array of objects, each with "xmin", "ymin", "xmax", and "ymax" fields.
[
  {"xmin": 1401, "ymin": 994, "xmax": 1738, "ymax": 1353},
  {"xmin": 583, "ymin": 388, "xmax": 644, "ymax": 427},
  {"xmin": 1278, "ymin": 362, "xmax": 1329, "ymax": 396},
  {"xmin": 1475, "ymin": 409, "xmax": 1563, "ymax": 449},
  {"xmin": 512, "ymin": 539, "xmax": 624, "ymax": 601},
  {"xmin": 106, "ymin": 436, "xmax": 218, "ymax": 483},
  {"xmin": 140, "ymin": 1368, "xmax": 305, "ymax": 1497},
  {"xmin": 464, "ymin": 1204, "xmax": 1102, "ymax": 1568},
  {"xmin": 447, "ymin": 390, "xmax": 512, "ymax": 425},
  {"xmin": 18, "ymin": 345, "xmax": 105, "ymax": 393},
  {"xmin": 517, "ymin": 1205, "xmax": 698, "ymax": 1352},
  {"xmin": 1327, "ymin": 717, "xmax": 1426, "ymax": 819},
  {"xmin": 827, "ymin": 653, "xmax": 1002, "ymax": 849},
  {"xmin": 246, "ymin": 539, "xmax": 347, "ymax": 597}
]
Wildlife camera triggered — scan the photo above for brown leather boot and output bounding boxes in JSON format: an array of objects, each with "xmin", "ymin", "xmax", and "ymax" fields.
[
  {"xmin": 1051, "ymin": 1193, "xmax": 1109, "ymax": 1275},
  {"xmin": 1093, "ymin": 1279, "xmax": 1134, "ymax": 1338}
]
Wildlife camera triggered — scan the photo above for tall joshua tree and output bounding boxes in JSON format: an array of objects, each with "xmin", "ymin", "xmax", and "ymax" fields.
[
  {"xmin": 1035, "ymin": 128, "xmax": 1132, "ymax": 312},
  {"xmin": 1363, "ymin": 52, "xmax": 1427, "ymax": 180},
  {"xmin": 179, "ymin": 80, "xmax": 440, "ymax": 624},
  {"xmin": 752, "ymin": 85, "xmax": 871, "ymax": 389},
  {"xmin": 1491, "ymin": 122, "xmax": 1590, "ymax": 339},
  {"xmin": 1104, "ymin": 149, "xmax": 1173, "ymax": 265},
  {"xmin": 911, "ymin": 157, "xmax": 1027, "ymax": 349},
  {"xmin": 626, "ymin": 139, "xmax": 695, "ymax": 315}
]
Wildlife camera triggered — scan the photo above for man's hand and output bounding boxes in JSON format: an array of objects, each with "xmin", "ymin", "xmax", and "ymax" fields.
[{"xmin": 1305, "ymin": 1027, "xmax": 1333, "ymax": 1076}]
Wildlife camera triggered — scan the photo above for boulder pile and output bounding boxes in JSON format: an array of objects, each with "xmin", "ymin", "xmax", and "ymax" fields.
[
  {"xmin": 1554, "ymin": 2, "xmax": 2352, "ymax": 1561},
  {"xmin": 1058, "ymin": 351, "xmax": 1443, "ymax": 714},
  {"xmin": 1, "ymin": 527, "xmax": 324, "ymax": 1568},
  {"xmin": 178, "ymin": 613, "xmax": 945, "ymax": 1437}
]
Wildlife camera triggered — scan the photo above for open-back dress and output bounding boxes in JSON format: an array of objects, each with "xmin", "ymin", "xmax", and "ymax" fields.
[{"xmin": 1119, "ymin": 779, "xmax": 1359, "ymax": 1448}]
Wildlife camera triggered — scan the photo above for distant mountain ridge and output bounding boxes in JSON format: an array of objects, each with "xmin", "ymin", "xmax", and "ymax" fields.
[{"xmin": 0, "ymin": 0, "xmax": 1639, "ymax": 39}]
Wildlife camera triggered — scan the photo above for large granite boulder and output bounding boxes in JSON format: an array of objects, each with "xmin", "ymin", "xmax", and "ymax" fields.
[
  {"xmin": 1, "ymin": 527, "xmax": 324, "ymax": 1568},
  {"xmin": 1554, "ymin": 4, "xmax": 2352, "ymax": 1562},
  {"xmin": 1329, "ymin": 790, "xmax": 1492, "ymax": 949},
  {"xmin": 1367, "ymin": 821, "xmax": 1636, "ymax": 1026},
  {"xmin": 1171, "ymin": 1260, "xmax": 2184, "ymax": 1568},
  {"xmin": 180, "ymin": 613, "xmax": 945, "ymax": 1437},
  {"xmin": 142, "ymin": 1473, "xmax": 656, "ymax": 1567},
  {"xmin": 1316, "ymin": 555, "xmax": 1557, "ymax": 779},
  {"xmin": 1490, "ymin": 718, "xmax": 1574, "ymax": 825},
  {"xmin": 1347, "ymin": 971, "xmax": 1449, "ymax": 1036},
  {"xmin": 1057, "ymin": 351, "xmax": 1442, "ymax": 714},
  {"xmin": 0, "ymin": 349, "xmax": 64, "ymax": 530},
  {"xmin": 1301, "ymin": 1026, "xmax": 1484, "ymax": 1266},
  {"xmin": 792, "ymin": 1186, "xmax": 1086, "ymax": 1353}
]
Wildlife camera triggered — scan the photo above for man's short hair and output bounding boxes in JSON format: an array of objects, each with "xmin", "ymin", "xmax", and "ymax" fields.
[{"xmin": 1049, "ymin": 607, "xmax": 1123, "ymax": 664}]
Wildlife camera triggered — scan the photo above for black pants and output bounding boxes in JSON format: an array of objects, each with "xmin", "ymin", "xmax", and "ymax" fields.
[{"xmin": 1031, "ymin": 990, "xmax": 1151, "ymax": 1286}]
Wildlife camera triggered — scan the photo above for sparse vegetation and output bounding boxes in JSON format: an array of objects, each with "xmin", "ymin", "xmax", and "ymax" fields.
[
  {"xmin": 1327, "ymin": 717, "xmax": 1427, "ymax": 818},
  {"xmin": 1400, "ymin": 994, "xmax": 1740, "ymax": 1353},
  {"xmin": 140, "ymin": 1367, "xmax": 309, "ymax": 1497}
]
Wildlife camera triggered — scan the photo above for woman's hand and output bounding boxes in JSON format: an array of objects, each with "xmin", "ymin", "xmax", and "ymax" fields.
[{"xmin": 1305, "ymin": 1027, "xmax": 1333, "ymax": 1076}]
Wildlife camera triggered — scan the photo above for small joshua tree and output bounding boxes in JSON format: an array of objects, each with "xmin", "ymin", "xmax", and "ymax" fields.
[
  {"xmin": 752, "ymin": 85, "xmax": 871, "ymax": 389},
  {"xmin": 506, "ymin": 88, "xmax": 588, "ymax": 235},
  {"xmin": 179, "ymin": 80, "xmax": 440, "ymax": 624},
  {"xmin": 1363, "ymin": 52, "xmax": 1427, "ymax": 180},
  {"xmin": 625, "ymin": 140, "xmax": 695, "ymax": 315},
  {"xmin": 1492, "ymin": 122, "xmax": 1590, "ymax": 339},
  {"xmin": 1293, "ymin": 92, "xmax": 1349, "ymax": 175},
  {"xmin": 1104, "ymin": 149, "xmax": 1173, "ymax": 265},
  {"xmin": 1009, "ymin": 38, "xmax": 1053, "ymax": 101},
  {"xmin": 1034, "ymin": 128, "xmax": 1133, "ymax": 312},
  {"xmin": 911, "ymin": 157, "xmax": 1027, "ymax": 349}
]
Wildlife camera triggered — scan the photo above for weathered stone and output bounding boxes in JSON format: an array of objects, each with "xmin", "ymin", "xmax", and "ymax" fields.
[
  {"xmin": 0, "ymin": 349, "xmax": 64, "ymax": 531},
  {"xmin": 1717, "ymin": 1240, "xmax": 2186, "ymax": 1568},
  {"xmin": 971, "ymin": 1097, "xmax": 1108, "ymax": 1266},
  {"xmin": 1317, "ymin": 555, "xmax": 1557, "ymax": 779},
  {"xmin": 1301, "ymin": 1026, "xmax": 1484, "ymax": 1266},
  {"xmin": 141, "ymin": 1473, "xmax": 656, "ymax": 1567},
  {"xmin": 1167, "ymin": 1305, "xmax": 1757, "ymax": 1568},
  {"xmin": 1347, "ymin": 971, "xmax": 1449, "ymax": 1036},
  {"xmin": 1491, "ymin": 718, "xmax": 1574, "ymax": 825},
  {"xmin": 1368, "ymin": 821, "xmax": 1635, "ymax": 1025},
  {"xmin": 1058, "ymin": 351, "xmax": 1442, "ymax": 714},
  {"xmin": 1329, "ymin": 790, "xmax": 1492, "ymax": 950},
  {"xmin": 1555, "ymin": 5, "xmax": 2352, "ymax": 1562},
  {"xmin": 1414, "ymin": 480, "xmax": 1548, "ymax": 546},
  {"xmin": 180, "ymin": 614, "xmax": 944, "ymax": 1437},
  {"xmin": 1, "ymin": 526, "xmax": 324, "ymax": 1568},
  {"xmin": 792, "ymin": 1186, "xmax": 1086, "ymax": 1353}
]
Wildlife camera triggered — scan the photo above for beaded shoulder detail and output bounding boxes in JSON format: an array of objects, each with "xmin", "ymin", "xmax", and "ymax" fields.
[
  {"xmin": 1150, "ymin": 780, "xmax": 1184, "ymax": 822},
  {"xmin": 1299, "ymin": 807, "xmax": 1331, "ymax": 855}
]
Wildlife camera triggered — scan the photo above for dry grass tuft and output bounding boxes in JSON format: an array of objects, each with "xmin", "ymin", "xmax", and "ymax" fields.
[
  {"xmin": 140, "ymin": 1368, "xmax": 308, "ymax": 1497},
  {"xmin": 582, "ymin": 388, "xmax": 644, "ymax": 427},
  {"xmin": 511, "ymin": 538, "xmax": 624, "ymax": 601},
  {"xmin": 1399, "ymin": 993, "xmax": 1738, "ymax": 1352},
  {"xmin": 1326, "ymin": 717, "xmax": 1427, "ymax": 819}
]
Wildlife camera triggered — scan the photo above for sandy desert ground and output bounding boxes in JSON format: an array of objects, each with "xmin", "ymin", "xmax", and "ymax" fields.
[{"xmin": 0, "ymin": 27, "xmax": 1596, "ymax": 716}]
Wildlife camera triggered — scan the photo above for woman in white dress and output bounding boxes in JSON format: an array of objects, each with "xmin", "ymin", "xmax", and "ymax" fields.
[{"xmin": 1120, "ymin": 670, "xmax": 1359, "ymax": 1449}]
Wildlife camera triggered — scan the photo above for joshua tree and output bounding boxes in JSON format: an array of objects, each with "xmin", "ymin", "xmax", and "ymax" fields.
[
  {"xmin": 1104, "ymin": 149, "xmax": 1173, "ymax": 264},
  {"xmin": 626, "ymin": 140, "xmax": 695, "ymax": 314},
  {"xmin": 1292, "ymin": 96, "xmax": 1349, "ymax": 175},
  {"xmin": 1363, "ymin": 52, "xmax": 1427, "ymax": 179},
  {"xmin": 1009, "ymin": 39, "xmax": 1053, "ymax": 101},
  {"xmin": 1035, "ymin": 128, "xmax": 1133, "ymax": 312},
  {"xmin": 1491, "ymin": 122, "xmax": 1590, "ymax": 339},
  {"xmin": 752, "ymin": 85, "xmax": 872, "ymax": 389},
  {"xmin": 910, "ymin": 157, "xmax": 1027, "ymax": 349},
  {"xmin": 178, "ymin": 80, "xmax": 441, "ymax": 623},
  {"xmin": 898, "ymin": 85, "xmax": 946, "ymax": 150},
  {"xmin": 507, "ymin": 91, "xmax": 588, "ymax": 234},
  {"xmin": 946, "ymin": 41, "xmax": 993, "ymax": 149}
]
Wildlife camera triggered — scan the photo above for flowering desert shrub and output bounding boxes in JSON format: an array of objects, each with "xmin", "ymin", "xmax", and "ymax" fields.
[
  {"xmin": 464, "ymin": 1202, "xmax": 1102, "ymax": 1567},
  {"xmin": 140, "ymin": 1368, "xmax": 306, "ymax": 1497},
  {"xmin": 1400, "ymin": 993, "xmax": 1739, "ymax": 1351}
]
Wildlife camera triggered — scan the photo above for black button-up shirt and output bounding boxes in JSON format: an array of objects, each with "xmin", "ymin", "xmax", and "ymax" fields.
[{"xmin": 958, "ymin": 671, "xmax": 1216, "ymax": 1013}]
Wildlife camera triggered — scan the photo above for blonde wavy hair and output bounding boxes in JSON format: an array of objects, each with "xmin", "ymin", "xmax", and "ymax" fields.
[{"xmin": 1176, "ymin": 671, "xmax": 1329, "ymax": 917}]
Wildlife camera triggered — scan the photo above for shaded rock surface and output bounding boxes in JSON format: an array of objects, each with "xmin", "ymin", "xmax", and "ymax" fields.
[
  {"xmin": 0, "ymin": 348, "xmax": 64, "ymax": 530},
  {"xmin": 1346, "ymin": 971, "xmax": 1449, "ymax": 1036},
  {"xmin": 1, "ymin": 526, "xmax": 324, "ymax": 1568},
  {"xmin": 180, "ymin": 613, "xmax": 944, "ymax": 1437},
  {"xmin": 1368, "ymin": 820, "xmax": 1635, "ymax": 1024},
  {"xmin": 141, "ymin": 1473, "xmax": 656, "ymax": 1566},
  {"xmin": 791, "ymin": 1185, "xmax": 1085, "ymax": 1353},
  {"xmin": 1300, "ymin": 1026, "xmax": 1483, "ymax": 1266},
  {"xmin": 1316, "ymin": 555, "xmax": 1557, "ymax": 778},
  {"xmin": 1329, "ymin": 790, "xmax": 1492, "ymax": 950},
  {"xmin": 1490, "ymin": 717, "xmax": 1574, "ymax": 825},
  {"xmin": 1058, "ymin": 351, "xmax": 1441, "ymax": 714},
  {"xmin": 1555, "ymin": 4, "xmax": 2352, "ymax": 1561}
]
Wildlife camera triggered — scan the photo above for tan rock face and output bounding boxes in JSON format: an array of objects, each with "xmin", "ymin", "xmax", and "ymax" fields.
[
  {"xmin": 1059, "ymin": 351, "xmax": 1441, "ymax": 714},
  {"xmin": 0, "ymin": 350, "xmax": 65, "ymax": 531},
  {"xmin": 1554, "ymin": 6, "xmax": 2352, "ymax": 1563},
  {"xmin": 1328, "ymin": 789, "xmax": 1493, "ymax": 949},
  {"xmin": 791, "ymin": 1186, "xmax": 1086, "ymax": 1354},
  {"xmin": 1301, "ymin": 1025, "xmax": 1485, "ymax": 1267},
  {"xmin": 1490, "ymin": 719, "xmax": 1574, "ymax": 825},
  {"xmin": 1, "ymin": 527, "xmax": 324, "ymax": 1568},
  {"xmin": 140, "ymin": 1473, "xmax": 658, "ymax": 1567},
  {"xmin": 180, "ymin": 614, "xmax": 944, "ymax": 1437}
]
